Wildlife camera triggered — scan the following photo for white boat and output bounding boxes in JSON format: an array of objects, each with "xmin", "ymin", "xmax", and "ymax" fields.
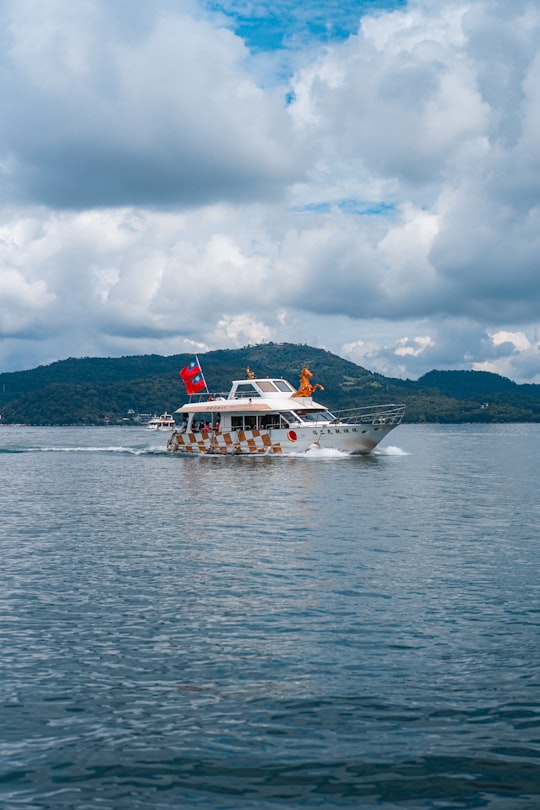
[
  {"xmin": 167, "ymin": 366, "xmax": 404, "ymax": 456},
  {"xmin": 146, "ymin": 412, "xmax": 176, "ymax": 431}
]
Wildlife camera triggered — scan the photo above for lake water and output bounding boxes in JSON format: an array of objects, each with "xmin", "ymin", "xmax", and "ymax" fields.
[{"xmin": 1, "ymin": 424, "xmax": 539, "ymax": 809}]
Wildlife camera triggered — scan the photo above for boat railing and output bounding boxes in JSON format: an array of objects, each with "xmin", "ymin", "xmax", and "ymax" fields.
[
  {"xmin": 330, "ymin": 403, "xmax": 405, "ymax": 426},
  {"xmin": 186, "ymin": 391, "xmax": 230, "ymax": 403}
]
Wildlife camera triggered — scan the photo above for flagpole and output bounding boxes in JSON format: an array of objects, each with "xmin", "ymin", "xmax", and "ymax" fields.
[{"xmin": 195, "ymin": 354, "xmax": 209, "ymax": 394}]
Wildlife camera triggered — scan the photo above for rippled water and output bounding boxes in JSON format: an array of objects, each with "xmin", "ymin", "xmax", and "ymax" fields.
[{"xmin": 1, "ymin": 424, "xmax": 539, "ymax": 808}]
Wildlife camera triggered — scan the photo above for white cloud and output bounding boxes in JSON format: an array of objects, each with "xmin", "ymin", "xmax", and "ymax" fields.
[
  {"xmin": 1, "ymin": 0, "xmax": 540, "ymax": 387},
  {"xmin": 0, "ymin": 268, "xmax": 56, "ymax": 334},
  {"xmin": 394, "ymin": 335, "xmax": 435, "ymax": 357},
  {"xmin": 213, "ymin": 314, "xmax": 273, "ymax": 345},
  {"xmin": 472, "ymin": 329, "xmax": 540, "ymax": 382},
  {"xmin": 0, "ymin": 0, "xmax": 300, "ymax": 208},
  {"xmin": 490, "ymin": 330, "xmax": 531, "ymax": 352}
]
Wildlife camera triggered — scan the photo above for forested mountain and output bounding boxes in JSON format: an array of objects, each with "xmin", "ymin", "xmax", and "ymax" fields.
[
  {"xmin": 417, "ymin": 369, "xmax": 520, "ymax": 398},
  {"xmin": 1, "ymin": 343, "xmax": 539, "ymax": 425}
]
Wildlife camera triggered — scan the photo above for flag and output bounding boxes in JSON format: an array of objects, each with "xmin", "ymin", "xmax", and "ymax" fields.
[
  {"xmin": 180, "ymin": 359, "xmax": 201, "ymax": 381},
  {"xmin": 180, "ymin": 358, "xmax": 207, "ymax": 395},
  {"xmin": 185, "ymin": 372, "xmax": 206, "ymax": 395}
]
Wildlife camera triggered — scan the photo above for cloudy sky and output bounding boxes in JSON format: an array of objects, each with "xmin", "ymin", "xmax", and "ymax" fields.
[{"xmin": 1, "ymin": 0, "xmax": 540, "ymax": 382}]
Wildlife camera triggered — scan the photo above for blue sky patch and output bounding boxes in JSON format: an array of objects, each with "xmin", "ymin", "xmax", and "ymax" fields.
[
  {"xmin": 295, "ymin": 200, "xmax": 397, "ymax": 216},
  {"xmin": 205, "ymin": 0, "xmax": 407, "ymax": 51}
]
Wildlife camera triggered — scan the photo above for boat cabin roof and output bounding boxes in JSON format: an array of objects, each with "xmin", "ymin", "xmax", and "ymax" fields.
[
  {"xmin": 175, "ymin": 377, "xmax": 326, "ymax": 415},
  {"xmin": 230, "ymin": 378, "xmax": 295, "ymax": 397}
]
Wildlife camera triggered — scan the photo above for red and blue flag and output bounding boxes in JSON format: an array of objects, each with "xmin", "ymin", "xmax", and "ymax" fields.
[{"xmin": 180, "ymin": 358, "xmax": 207, "ymax": 395}]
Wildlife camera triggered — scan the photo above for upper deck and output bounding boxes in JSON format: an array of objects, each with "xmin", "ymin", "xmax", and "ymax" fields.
[{"xmin": 175, "ymin": 378, "xmax": 327, "ymax": 415}]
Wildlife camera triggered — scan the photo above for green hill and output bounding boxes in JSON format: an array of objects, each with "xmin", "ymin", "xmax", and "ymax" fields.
[
  {"xmin": 417, "ymin": 369, "xmax": 520, "ymax": 398},
  {"xmin": 0, "ymin": 343, "xmax": 539, "ymax": 425}
]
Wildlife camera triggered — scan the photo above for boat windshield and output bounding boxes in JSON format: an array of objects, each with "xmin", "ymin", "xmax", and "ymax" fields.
[
  {"xmin": 233, "ymin": 383, "xmax": 261, "ymax": 398},
  {"xmin": 273, "ymin": 380, "xmax": 295, "ymax": 392},
  {"xmin": 292, "ymin": 410, "xmax": 334, "ymax": 423},
  {"xmin": 257, "ymin": 380, "xmax": 279, "ymax": 393}
]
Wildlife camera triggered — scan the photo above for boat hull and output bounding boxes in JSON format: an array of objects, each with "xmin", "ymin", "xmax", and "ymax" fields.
[{"xmin": 167, "ymin": 423, "xmax": 398, "ymax": 456}]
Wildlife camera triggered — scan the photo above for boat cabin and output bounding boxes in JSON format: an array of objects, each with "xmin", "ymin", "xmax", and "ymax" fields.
[{"xmin": 175, "ymin": 377, "xmax": 334, "ymax": 434}]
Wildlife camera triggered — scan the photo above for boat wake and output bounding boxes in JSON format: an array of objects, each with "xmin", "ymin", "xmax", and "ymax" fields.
[
  {"xmin": 11, "ymin": 445, "xmax": 168, "ymax": 456},
  {"xmin": 375, "ymin": 445, "xmax": 409, "ymax": 456},
  {"xmin": 197, "ymin": 445, "xmax": 407, "ymax": 461},
  {"xmin": 2, "ymin": 443, "xmax": 407, "ymax": 459},
  {"xmin": 295, "ymin": 445, "xmax": 409, "ymax": 459},
  {"xmin": 299, "ymin": 446, "xmax": 351, "ymax": 459}
]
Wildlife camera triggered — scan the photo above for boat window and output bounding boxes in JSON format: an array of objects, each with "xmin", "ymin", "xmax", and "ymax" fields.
[
  {"xmin": 259, "ymin": 414, "xmax": 275, "ymax": 429},
  {"xmin": 256, "ymin": 414, "xmax": 282, "ymax": 429},
  {"xmin": 233, "ymin": 383, "xmax": 261, "ymax": 398},
  {"xmin": 231, "ymin": 413, "xmax": 294, "ymax": 430},
  {"xmin": 257, "ymin": 380, "xmax": 278, "ymax": 393},
  {"xmin": 274, "ymin": 380, "xmax": 295, "ymax": 392},
  {"xmin": 279, "ymin": 411, "xmax": 299, "ymax": 425},
  {"xmin": 294, "ymin": 410, "xmax": 334, "ymax": 423},
  {"xmin": 231, "ymin": 415, "xmax": 258, "ymax": 430}
]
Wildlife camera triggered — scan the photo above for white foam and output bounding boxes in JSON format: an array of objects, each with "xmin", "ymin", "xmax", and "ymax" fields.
[
  {"xmin": 376, "ymin": 445, "xmax": 409, "ymax": 456},
  {"xmin": 292, "ymin": 446, "xmax": 351, "ymax": 459}
]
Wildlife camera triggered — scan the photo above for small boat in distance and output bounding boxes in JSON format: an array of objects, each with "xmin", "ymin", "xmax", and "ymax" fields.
[
  {"xmin": 167, "ymin": 365, "xmax": 404, "ymax": 456},
  {"xmin": 146, "ymin": 413, "xmax": 176, "ymax": 431}
]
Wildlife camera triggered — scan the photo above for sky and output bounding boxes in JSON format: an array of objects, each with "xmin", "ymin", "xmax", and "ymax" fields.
[{"xmin": 1, "ymin": 0, "xmax": 540, "ymax": 382}]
